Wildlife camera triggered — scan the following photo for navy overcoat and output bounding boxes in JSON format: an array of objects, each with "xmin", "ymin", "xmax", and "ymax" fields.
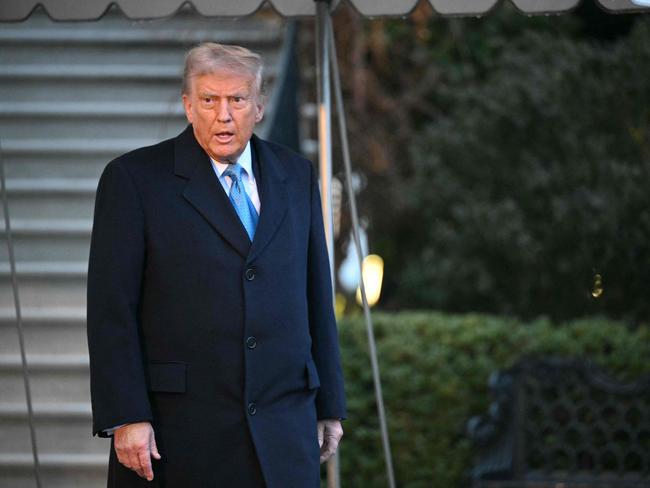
[{"xmin": 87, "ymin": 125, "xmax": 347, "ymax": 488}]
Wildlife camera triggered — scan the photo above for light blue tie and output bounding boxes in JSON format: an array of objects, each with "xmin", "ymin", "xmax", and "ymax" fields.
[{"xmin": 222, "ymin": 163, "xmax": 259, "ymax": 241}]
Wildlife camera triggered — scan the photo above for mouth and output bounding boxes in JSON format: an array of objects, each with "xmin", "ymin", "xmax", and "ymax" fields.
[{"xmin": 214, "ymin": 131, "xmax": 234, "ymax": 143}]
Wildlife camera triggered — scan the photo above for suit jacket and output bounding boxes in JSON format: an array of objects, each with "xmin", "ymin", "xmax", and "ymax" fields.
[{"xmin": 87, "ymin": 125, "xmax": 347, "ymax": 488}]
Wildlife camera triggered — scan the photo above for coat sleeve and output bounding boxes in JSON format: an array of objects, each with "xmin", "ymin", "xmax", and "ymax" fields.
[
  {"xmin": 87, "ymin": 159, "xmax": 153, "ymax": 437},
  {"xmin": 307, "ymin": 162, "xmax": 347, "ymax": 420}
]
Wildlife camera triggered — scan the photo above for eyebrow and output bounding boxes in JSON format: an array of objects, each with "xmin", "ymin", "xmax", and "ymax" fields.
[{"xmin": 198, "ymin": 91, "xmax": 249, "ymax": 98}]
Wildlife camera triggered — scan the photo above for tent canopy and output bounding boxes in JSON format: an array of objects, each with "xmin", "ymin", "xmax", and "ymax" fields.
[{"xmin": 0, "ymin": 0, "xmax": 648, "ymax": 21}]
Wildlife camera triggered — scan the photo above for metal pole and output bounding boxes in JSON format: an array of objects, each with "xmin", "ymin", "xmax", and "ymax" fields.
[
  {"xmin": 315, "ymin": 0, "xmax": 335, "ymax": 272},
  {"xmin": 0, "ymin": 139, "xmax": 43, "ymax": 488},
  {"xmin": 315, "ymin": 1, "xmax": 340, "ymax": 487},
  {"xmin": 327, "ymin": 16, "xmax": 397, "ymax": 488}
]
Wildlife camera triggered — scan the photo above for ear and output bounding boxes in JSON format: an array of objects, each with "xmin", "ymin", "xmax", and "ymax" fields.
[
  {"xmin": 254, "ymin": 101, "xmax": 265, "ymax": 124},
  {"xmin": 182, "ymin": 93, "xmax": 193, "ymax": 124}
]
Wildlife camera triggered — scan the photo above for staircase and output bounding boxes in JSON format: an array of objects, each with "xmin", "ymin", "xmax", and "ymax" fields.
[{"xmin": 0, "ymin": 6, "xmax": 288, "ymax": 487}]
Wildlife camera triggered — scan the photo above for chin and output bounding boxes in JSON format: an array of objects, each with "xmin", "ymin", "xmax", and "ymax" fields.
[{"xmin": 211, "ymin": 147, "xmax": 238, "ymax": 160}]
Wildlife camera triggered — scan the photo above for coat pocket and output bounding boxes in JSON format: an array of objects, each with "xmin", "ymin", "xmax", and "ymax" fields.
[
  {"xmin": 305, "ymin": 358, "xmax": 321, "ymax": 390},
  {"xmin": 146, "ymin": 361, "xmax": 187, "ymax": 393}
]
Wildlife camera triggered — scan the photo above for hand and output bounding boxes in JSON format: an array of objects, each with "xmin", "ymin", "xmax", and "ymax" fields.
[
  {"xmin": 317, "ymin": 419, "xmax": 343, "ymax": 464},
  {"xmin": 114, "ymin": 422, "xmax": 161, "ymax": 481}
]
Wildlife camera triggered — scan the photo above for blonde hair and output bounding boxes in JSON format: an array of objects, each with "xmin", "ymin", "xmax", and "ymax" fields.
[{"xmin": 182, "ymin": 42, "xmax": 265, "ymax": 97}]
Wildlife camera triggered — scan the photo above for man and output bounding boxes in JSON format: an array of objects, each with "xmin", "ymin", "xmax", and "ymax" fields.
[{"xmin": 87, "ymin": 42, "xmax": 346, "ymax": 487}]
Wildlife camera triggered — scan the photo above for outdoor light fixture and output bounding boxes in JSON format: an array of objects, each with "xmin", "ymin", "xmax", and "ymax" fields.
[{"xmin": 356, "ymin": 254, "xmax": 384, "ymax": 307}]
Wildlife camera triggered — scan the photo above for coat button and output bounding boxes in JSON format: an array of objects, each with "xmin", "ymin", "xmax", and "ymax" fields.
[
  {"xmin": 245, "ymin": 267, "xmax": 256, "ymax": 281},
  {"xmin": 246, "ymin": 336, "xmax": 257, "ymax": 349},
  {"xmin": 248, "ymin": 402, "xmax": 257, "ymax": 415}
]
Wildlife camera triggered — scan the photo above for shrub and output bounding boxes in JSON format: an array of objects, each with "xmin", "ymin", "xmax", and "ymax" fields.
[{"xmin": 328, "ymin": 312, "xmax": 650, "ymax": 487}]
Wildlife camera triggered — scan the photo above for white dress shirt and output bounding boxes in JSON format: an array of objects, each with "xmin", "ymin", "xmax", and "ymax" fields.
[{"xmin": 210, "ymin": 141, "xmax": 261, "ymax": 214}]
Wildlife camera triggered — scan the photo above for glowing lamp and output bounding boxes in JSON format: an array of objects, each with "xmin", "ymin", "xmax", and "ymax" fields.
[{"xmin": 355, "ymin": 254, "xmax": 384, "ymax": 307}]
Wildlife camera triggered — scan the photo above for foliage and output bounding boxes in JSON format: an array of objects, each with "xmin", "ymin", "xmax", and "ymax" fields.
[
  {"xmin": 325, "ymin": 312, "xmax": 650, "ymax": 487},
  {"xmin": 399, "ymin": 20, "xmax": 650, "ymax": 321},
  {"xmin": 330, "ymin": 4, "xmax": 650, "ymax": 322}
]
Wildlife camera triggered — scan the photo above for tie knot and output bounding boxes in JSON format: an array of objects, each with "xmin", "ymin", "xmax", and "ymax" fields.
[{"xmin": 223, "ymin": 163, "xmax": 245, "ymax": 182}]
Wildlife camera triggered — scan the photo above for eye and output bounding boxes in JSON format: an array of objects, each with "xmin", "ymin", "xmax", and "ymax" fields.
[{"xmin": 231, "ymin": 96, "xmax": 248, "ymax": 107}]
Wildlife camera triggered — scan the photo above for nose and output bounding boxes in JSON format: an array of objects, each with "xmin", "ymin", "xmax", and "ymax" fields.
[{"xmin": 216, "ymin": 99, "xmax": 232, "ymax": 123}]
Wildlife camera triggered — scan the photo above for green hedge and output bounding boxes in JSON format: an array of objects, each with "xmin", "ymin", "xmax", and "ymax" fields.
[{"xmin": 328, "ymin": 312, "xmax": 650, "ymax": 487}]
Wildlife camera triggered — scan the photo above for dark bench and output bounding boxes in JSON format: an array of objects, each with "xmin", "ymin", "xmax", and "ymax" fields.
[{"xmin": 466, "ymin": 357, "xmax": 650, "ymax": 488}]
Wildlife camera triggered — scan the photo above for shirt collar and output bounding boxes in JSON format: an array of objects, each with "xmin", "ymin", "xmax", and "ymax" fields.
[{"xmin": 210, "ymin": 141, "xmax": 254, "ymax": 180}]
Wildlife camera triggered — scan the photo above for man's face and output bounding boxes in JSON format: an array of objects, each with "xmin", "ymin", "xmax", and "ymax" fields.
[{"xmin": 182, "ymin": 70, "xmax": 264, "ymax": 163}]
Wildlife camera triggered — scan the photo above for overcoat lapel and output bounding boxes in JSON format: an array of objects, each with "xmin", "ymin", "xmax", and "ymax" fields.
[
  {"xmin": 248, "ymin": 134, "xmax": 288, "ymax": 263},
  {"xmin": 173, "ymin": 127, "xmax": 288, "ymax": 262},
  {"xmin": 174, "ymin": 125, "xmax": 251, "ymax": 258}
]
